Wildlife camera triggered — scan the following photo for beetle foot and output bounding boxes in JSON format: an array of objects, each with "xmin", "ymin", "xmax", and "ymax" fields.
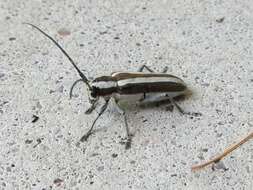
[
  {"xmin": 80, "ymin": 132, "xmax": 92, "ymax": 142},
  {"xmin": 185, "ymin": 112, "xmax": 202, "ymax": 117},
  {"xmin": 85, "ymin": 108, "xmax": 93, "ymax": 114},
  {"xmin": 125, "ymin": 138, "xmax": 132, "ymax": 150},
  {"xmin": 192, "ymin": 112, "xmax": 202, "ymax": 117},
  {"xmin": 119, "ymin": 136, "xmax": 132, "ymax": 149},
  {"xmin": 165, "ymin": 104, "xmax": 174, "ymax": 112}
]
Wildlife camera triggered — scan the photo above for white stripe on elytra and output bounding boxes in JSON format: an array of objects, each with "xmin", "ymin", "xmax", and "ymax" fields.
[
  {"xmin": 92, "ymin": 81, "xmax": 117, "ymax": 89},
  {"xmin": 112, "ymin": 72, "xmax": 173, "ymax": 76},
  {"xmin": 117, "ymin": 77, "xmax": 184, "ymax": 87}
]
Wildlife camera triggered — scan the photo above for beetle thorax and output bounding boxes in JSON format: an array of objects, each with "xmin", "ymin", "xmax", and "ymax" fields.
[{"xmin": 90, "ymin": 76, "xmax": 117, "ymax": 97}]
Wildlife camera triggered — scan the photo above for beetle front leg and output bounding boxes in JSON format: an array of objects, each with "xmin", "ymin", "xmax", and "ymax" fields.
[
  {"xmin": 85, "ymin": 100, "xmax": 98, "ymax": 114},
  {"xmin": 80, "ymin": 99, "xmax": 110, "ymax": 142}
]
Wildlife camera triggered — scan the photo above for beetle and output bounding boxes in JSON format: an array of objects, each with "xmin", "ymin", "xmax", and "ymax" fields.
[{"xmin": 25, "ymin": 23, "xmax": 200, "ymax": 149}]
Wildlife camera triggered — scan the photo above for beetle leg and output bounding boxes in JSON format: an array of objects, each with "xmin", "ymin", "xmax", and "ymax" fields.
[
  {"xmin": 170, "ymin": 98, "xmax": 185, "ymax": 114},
  {"xmin": 139, "ymin": 93, "xmax": 168, "ymax": 105},
  {"xmin": 138, "ymin": 64, "xmax": 169, "ymax": 74},
  {"xmin": 170, "ymin": 98, "xmax": 202, "ymax": 116},
  {"xmin": 123, "ymin": 111, "xmax": 132, "ymax": 149},
  {"xmin": 140, "ymin": 95, "xmax": 201, "ymax": 116},
  {"xmin": 114, "ymin": 100, "xmax": 132, "ymax": 149},
  {"xmin": 138, "ymin": 64, "xmax": 154, "ymax": 73},
  {"xmin": 80, "ymin": 99, "xmax": 110, "ymax": 142},
  {"xmin": 85, "ymin": 100, "xmax": 98, "ymax": 114},
  {"xmin": 162, "ymin": 66, "xmax": 168, "ymax": 73}
]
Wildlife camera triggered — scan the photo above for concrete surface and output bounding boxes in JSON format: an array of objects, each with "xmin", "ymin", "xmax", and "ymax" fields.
[{"xmin": 0, "ymin": 0, "xmax": 252, "ymax": 189}]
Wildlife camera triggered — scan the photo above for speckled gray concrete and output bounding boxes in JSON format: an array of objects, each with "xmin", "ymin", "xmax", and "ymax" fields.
[{"xmin": 0, "ymin": 0, "xmax": 252, "ymax": 189}]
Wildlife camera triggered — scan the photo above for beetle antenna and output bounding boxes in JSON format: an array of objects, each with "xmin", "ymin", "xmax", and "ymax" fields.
[
  {"xmin": 24, "ymin": 23, "xmax": 91, "ymax": 90},
  {"xmin": 69, "ymin": 79, "xmax": 83, "ymax": 98}
]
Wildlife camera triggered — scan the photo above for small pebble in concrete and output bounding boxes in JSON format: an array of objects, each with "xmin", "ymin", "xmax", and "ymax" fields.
[
  {"xmin": 57, "ymin": 28, "xmax": 71, "ymax": 36},
  {"xmin": 31, "ymin": 115, "xmax": 39, "ymax": 123},
  {"xmin": 216, "ymin": 17, "xmax": 225, "ymax": 23},
  {"xmin": 9, "ymin": 37, "xmax": 16, "ymax": 41}
]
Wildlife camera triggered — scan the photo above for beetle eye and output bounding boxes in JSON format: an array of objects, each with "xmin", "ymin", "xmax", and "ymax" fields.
[
  {"xmin": 90, "ymin": 87, "xmax": 97, "ymax": 98},
  {"xmin": 91, "ymin": 91, "xmax": 96, "ymax": 98},
  {"xmin": 89, "ymin": 87, "xmax": 98, "ymax": 104}
]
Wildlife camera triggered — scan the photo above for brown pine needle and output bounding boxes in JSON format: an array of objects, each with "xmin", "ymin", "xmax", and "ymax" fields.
[{"xmin": 191, "ymin": 131, "xmax": 253, "ymax": 171}]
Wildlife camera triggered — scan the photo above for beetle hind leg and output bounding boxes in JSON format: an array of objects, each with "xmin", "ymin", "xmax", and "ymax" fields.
[
  {"xmin": 162, "ymin": 66, "xmax": 168, "ymax": 73},
  {"xmin": 138, "ymin": 64, "xmax": 154, "ymax": 72},
  {"xmin": 138, "ymin": 64, "xmax": 169, "ymax": 74},
  {"xmin": 170, "ymin": 98, "xmax": 202, "ymax": 117}
]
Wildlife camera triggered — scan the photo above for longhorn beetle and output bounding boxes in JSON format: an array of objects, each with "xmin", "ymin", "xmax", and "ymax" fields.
[{"xmin": 25, "ymin": 23, "xmax": 200, "ymax": 149}]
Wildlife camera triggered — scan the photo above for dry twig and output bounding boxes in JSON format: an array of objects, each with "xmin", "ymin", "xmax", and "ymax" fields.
[{"xmin": 191, "ymin": 131, "xmax": 253, "ymax": 171}]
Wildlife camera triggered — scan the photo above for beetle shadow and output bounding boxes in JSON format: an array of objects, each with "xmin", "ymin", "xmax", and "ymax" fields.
[{"xmin": 139, "ymin": 89, "xmax": 193, "ymax": 111}]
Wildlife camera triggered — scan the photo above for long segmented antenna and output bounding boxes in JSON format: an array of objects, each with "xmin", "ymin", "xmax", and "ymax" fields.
[{"xmin": 24, "ymin": 23, "xmax": 91, "ymax": 90}]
